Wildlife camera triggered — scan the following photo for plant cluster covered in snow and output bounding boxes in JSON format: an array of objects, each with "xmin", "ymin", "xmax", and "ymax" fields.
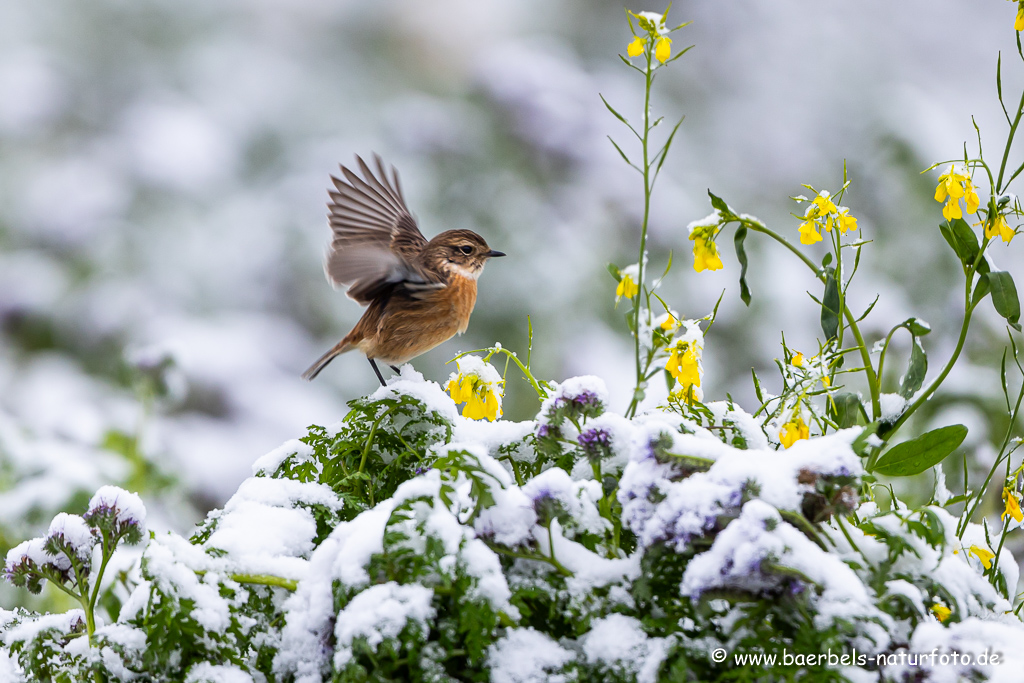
[{"xmin": 1, "ymin": 367, "xmax": 1022, "ymax": 681}]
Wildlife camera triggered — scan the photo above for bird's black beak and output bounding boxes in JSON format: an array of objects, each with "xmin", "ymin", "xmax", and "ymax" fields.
[{"xmin": 486, "ymin": 250, "xmax": 506, "ymax": 258}]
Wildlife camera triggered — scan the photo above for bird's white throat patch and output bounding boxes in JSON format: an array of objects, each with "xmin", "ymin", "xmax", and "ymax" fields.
[{"xmin": 447, "ymin": 263, "xmax": 483, "ymax": 280}]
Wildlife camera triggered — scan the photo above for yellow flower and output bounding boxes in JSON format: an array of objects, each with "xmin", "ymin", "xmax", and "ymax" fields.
[
  {"xmin": 812, "ymin": 191, "xmax": 838, "ymax": 216},
  {"xmin": 446, "ymin": 359, "xmax": 503, "ymax": 421},
  {"xmin": 934, "ymin": 165, "xmax": 967, "ymax": 203},
  {"xmin": 837, "ymin": 207, "xmax": 858, "ymax": 234},
  {"xmin": 1017, "ymin": 6, "xmax": 1024, "ymax": 31},
  {"xmin": 616, "ymin": 273, "xmax": 639, "ymax": 300},
  {"xmin": 1002, "ymin": 487, "xmax": 1023, "ymax": 523},
  {"xmin": 779, "ymin": 416, "xmax": 809, "ymax": 449},
  {"xmin": 964, "ymin": 181, "xmax": 980, "ymax": 214},
  {"xmin": 666, "ymin": 340, "xmax": 701, "ymax": 387},
  {"xmin": 969, "ymin": 544, "xmax": 995, "ymax": 570},
  {"xmin": 986, "ymin": 212, "xmax": 1016, "ymax": 244},
  {"xmin": 930, "ymin": 604, "xmax": 952, "ymax": 622},
  {"xmin": 655, "ymin": 37, "xmax": 672, "ymax": 63},
  {"xmin": 692, "ymin": 237, "xmax": 724, "ymax": 273},
  {"xmin": 659, "ymin": 313, "xmax": 678, "ymax": 330},
  {"xmin": 792, "ymin": 352, "xmax": 804, "ymax": 367},
  {"xmin": 627, "ymin": 35, "xmax": 645, "ymax": 57},
  {"xmin": 799, "ymin": 219, "xmax": 822, "ymax": 245},
  {"xmin": 942, "ymin": 197, "xmax": 963, "ymax": 221}
]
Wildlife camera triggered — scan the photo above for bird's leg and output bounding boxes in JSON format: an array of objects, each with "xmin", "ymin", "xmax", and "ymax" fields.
[
  {"xmin": 389, "ymin": 365, "xmax": 400, "ymax": 373},
  {"xmin": 368, "ymin": 358, "xmax": 387, "ymax": 387}
]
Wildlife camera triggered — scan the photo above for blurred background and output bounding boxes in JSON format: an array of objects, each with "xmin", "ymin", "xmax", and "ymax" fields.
[{"xmin": 2, "ymin": 0, "xmax": 1023, "ymax": 606}]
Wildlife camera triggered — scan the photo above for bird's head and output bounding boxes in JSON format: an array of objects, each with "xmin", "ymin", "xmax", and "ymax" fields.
[{"xmin": 426, "ymin": 229, "xmax": 505, "ymax": 279}]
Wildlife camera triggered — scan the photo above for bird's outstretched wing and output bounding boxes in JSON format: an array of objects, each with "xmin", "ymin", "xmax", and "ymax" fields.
[{"xmin": 325, "ymin": 154, "xmax": 441, "ymax": 304}]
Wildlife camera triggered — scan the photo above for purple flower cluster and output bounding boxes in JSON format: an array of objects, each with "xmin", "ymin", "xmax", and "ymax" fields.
[{"xmin": 578, "ymin": 427, "xmax": 612, "ymax": 462}]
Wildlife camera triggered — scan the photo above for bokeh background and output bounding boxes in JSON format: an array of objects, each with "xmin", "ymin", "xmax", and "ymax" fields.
[{"xmin": 2, "ymin": 0, "xmax": 1023, "ymax": 605}]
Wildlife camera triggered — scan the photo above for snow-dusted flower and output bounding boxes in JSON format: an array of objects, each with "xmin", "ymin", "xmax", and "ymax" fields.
[
  {"xmin": 83, "ymin": 486, "xmax": 147, "ymax": 544},
  {"xmin": 45, "ymin": 513, "xmax": 96, "ymax": 564},
  {"xmin": 4, "ymin": 538, "xmax": 71, "ymax": 592},
  {"xmin": 791, "ymin": 352, "xmax": 804, "ymax": 367},
  {"xmin": 665, "ymin": 321, "xmax": 704, "ymax": 401},
  {"xmin": 930, "ymin": 603, "xmax": 952, "ymax": 622},
  {"xmin": 934, "ymin": 165, "xmax": 979, "ymax": 220},
  {"xmin": 969, "ymin": 544, "xmax": 995, "ymax": 570},
  {"xmin": 616, "ymin": 264, "xmax": 640, "ymax": 302},
  {"xmin": 446, "ymin": 356, "xmax": 504, "ymax": 421},
  {"xmin": 779, "ymin": 416, "xmax": 809, "ymax": 449},
  {"xmin": 798, "ymin": 190, "xmax": 858, "ymax": 244},
  {"xmin": 688, "ymin": 223, "xmax": 723, "ymax": 273}
]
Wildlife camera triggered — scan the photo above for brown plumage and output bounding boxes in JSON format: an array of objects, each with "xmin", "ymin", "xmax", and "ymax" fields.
[{"xmin": 302, "ymin": 154, "xmax": 505, "ymax": 385}]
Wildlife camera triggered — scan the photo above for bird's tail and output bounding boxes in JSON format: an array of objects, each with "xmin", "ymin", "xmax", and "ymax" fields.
[{"xmin": 302, "ymin": 339, "xmax": 354, "ymax": 381}]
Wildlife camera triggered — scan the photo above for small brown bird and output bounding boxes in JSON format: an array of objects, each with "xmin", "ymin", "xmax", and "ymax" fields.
[{"xmin": 302, "ymin": 155, "xmax": 505, "ymax": 385}]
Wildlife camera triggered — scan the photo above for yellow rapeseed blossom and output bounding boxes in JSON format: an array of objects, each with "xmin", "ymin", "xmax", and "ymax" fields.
[
  {"xmin": 627, "ymin": 36, "xmax": 645, "ymax": 57},
  {"xmin": 666, "ymin": 340, "xmax": 701, "ymax": 387},
  {"xmin": 799, "ymin": 218, "xmax": 822, "ymax": 245},
  {"xmin": 792, "ymin": 352, "xmax": 804, "ymax": 367},
  {"xmin": 616, "ymin": 273, "xmax": 639, "ymax": 300},
  {"xmin": 446, "ymin": 358, "xmax": 503, "ymax": 421},
  {"xmin": 659, "ymin": 313, "xmax": 678, "ymax": 330},
  {"xmin": 969, "ymin": 544, "xmax": 995, "ymax": 570},
  {"xmin": 1017, "ymin": 5, "xmax": 1024, "ymax": 31},
  {"xmin": 837, "ymin": 207, "xmax": 858, "ymax": 234},
  {"xmin": 692, "ymin": 237, "xmax": 724, "ymax": 273},
  {"xmin": 779, "ymin": 416, "xmax": 810, "ymax": 449},
  {"xmin": 934, "ymin": 165, "xmax": 978, "ymax": 221},
  {"xmin": 986, "ymin": 212, "xmax": 1017, "ymax": 244},
  {"xmin": 655, "ymin": 37, "xmax": 672, "ymax": 63},
  {"xmin": 1002, "ymin": 487, "xmax": 1023, "ymax": 524},
  {"xmin": 930, "ymin": 604, "xmax": 952, "ymax": 622}
]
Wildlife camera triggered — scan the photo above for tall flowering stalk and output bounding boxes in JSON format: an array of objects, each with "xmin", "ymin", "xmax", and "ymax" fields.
[{"xmin": 605, "ymin": 6, "xmax": 692, "ymax": 418}]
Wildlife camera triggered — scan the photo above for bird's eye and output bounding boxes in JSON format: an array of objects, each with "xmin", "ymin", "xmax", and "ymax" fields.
[{"xmin": 459, "ymin": 245, "xmax": 473, "ymax": 255}]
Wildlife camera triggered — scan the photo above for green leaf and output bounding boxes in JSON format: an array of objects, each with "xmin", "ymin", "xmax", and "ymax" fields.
[
  {"xmin": 707, "ymin": 190, "xmax": 731, "ymax": 217},
  {"xmin": 939, "ymin": 218, "xmax": 981, "ymax": 268},
  {"xmin": 830, "ymin": 392, "xmax": 867, "ymax": 429},
  {"xmin": 821, "ymin": 252, "xmax": 833, "ymax": 268},
  {"xmin": 900, "ymin": 317, "xmax": 931, "ymax": 336},
  {"xmin": 734, "ymin": 225, "xmax": 751, "ymax": 306},
  {"xmin": 599, "ymin": 93, "xmax": 632, "ymax": 130},
  {"xmin": 899, "ymin": 337, "xmax": 927, "ymax": 400},
  {"xmin": 985, "ymin": 270, "xmax": 1022, "ymax": 331},
  {"xmin": 820, "ymin": 267, "xmax": 840, "ymax": 341},
  {"xmin": 871, "ymin": 424, "xmax": 968, "ymax": 477},
  {"xmin": 607, "ymin": 263, "xmax": 622, "ymax": 281}
]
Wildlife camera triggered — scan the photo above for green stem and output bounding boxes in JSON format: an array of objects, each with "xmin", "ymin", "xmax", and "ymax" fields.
[
  {"xmin": 229, "ymin": 573, "xmax": 299, "ymax": 591},
  {"xmin": 628, "ymin": 48, "xmax": 655, "ymax": 420},
  {"xmin": 485, "ymin": 542, "xmax": 573, "ymax": 577},
  {"xmin": 744, "ymin": 220, "xmax": 881, "ymax": 420},
  {"xmin": 997, "ymin": 84, "xmax": 1024, "ymax": 192}
]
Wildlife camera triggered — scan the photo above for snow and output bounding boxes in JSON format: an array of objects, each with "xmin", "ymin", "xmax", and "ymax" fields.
[
  {"xmin": 2, "ymin": 610, "xmax": 84, "ymax": 647},
  {"xmin": 369, "ymin": 367, "xmax": 459, "ymax": 423},
  {"xmin": 86, "ymin": 486, "xmax": 146, "ymax": 531},
  {"xmin": 581, "ymin": 614, "xmax": 673, "ymax": 683},
  {"xmin": 332, "ymin": 582, "xmax": 435, "ymax": 668},
  {"xmin": 45, "ymin": 513, "xmax": 95, "ymax": 560},
  {"xmin": 184, "ymin": 662, "xmax": 255, "ymax": 683},
  {"xmin": 488, "ymin": 628, "xmax": 575, "ymax": 683},
  {"xmin": 687, "ymin": 209, "xmax": 722, "ymax": 234},
  {"xmin": 879, "ymin": 393, "xmax": 908, "ymax": 423},
  {"xmin": 251, "ymin": 438, "xmax": 314, "ymax": 476}
]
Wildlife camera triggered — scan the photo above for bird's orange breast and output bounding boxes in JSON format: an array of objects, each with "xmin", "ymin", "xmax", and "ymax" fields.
[{"xmin": 360, "ymin": 274, "xmax": 478, "ymax": 365}]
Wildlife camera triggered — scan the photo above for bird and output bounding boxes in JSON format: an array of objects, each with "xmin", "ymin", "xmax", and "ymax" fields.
[{"xmin": 302, "ymin": 154, "xmax": 505, "ymax": 386}]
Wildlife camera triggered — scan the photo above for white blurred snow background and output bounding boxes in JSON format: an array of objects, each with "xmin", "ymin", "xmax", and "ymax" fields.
[{"xmin": 1, "ymin": 0, "xmax": 1023, "ymax": 605}]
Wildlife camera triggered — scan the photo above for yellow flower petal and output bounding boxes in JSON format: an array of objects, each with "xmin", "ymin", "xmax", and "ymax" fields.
[
  {"xmin": 780, "ymin": 417, "xmax": 809, "ymax": 449},
  {"xmin": 1016, "ymin": 7, "xmax": 1024, "ymax": 31},
  {"xmin": 964, "ymin": 187, "xmax": 980, "ymax": 214},
  {"xmin": 969, "ymin": 544, "xmax": 995, "ymax": 570},
  {"xmin": 930, "ymin": 604, "xmax": 952, "ymax": 622},
  {"xmin": 1002, "ymin": 488, "xmax": 1024, "ymax": 523},
  {"xmin": 792, "ymin": 352, "xmax": 804, "ymax": 367},
  {"xmin": 799, "ymin": 220, "xmax": 822, "ymax": 245},
  {"xmin": 627, "ymin": 36, "xmax": 645, "ymax": 57},
  {"xmin": 934, "ymin": 183, "xmax": 948, "ymax": 203},
  {"xmin": 655, "ymin": 37, "xmax": 672, "ymax": 63},
  {"xmin": 616, "ymin": 274, "xmax": 639, "ymax": 299},
  {"xmin": 942, "ymin": 198, "xmax": 962, "ymax": 221}
]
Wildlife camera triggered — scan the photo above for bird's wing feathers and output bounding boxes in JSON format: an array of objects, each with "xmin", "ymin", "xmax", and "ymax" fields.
[{"xmin": 325, "ymin": 155, "xmax": 438, "ymax": 303}]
